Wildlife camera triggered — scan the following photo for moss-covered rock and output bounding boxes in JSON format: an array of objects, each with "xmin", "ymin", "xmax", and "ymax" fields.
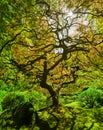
[{"xmin": 12, "ymin": 102, "xmax": 34, "ymax": 129}]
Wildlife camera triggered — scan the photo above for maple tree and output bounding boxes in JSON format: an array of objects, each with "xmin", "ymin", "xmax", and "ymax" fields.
[
  {"xmin": 0, "ymin": 0, "xmax": 103, "ymax": 129},
  {"xmin": 0, "ymin": 0, "xmax": 103, "ymax": 106}
]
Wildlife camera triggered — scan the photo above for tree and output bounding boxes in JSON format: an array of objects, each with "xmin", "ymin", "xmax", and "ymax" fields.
[{"xmin": 0, "ymin": 0, "xmax": 103, "ymax": 107}]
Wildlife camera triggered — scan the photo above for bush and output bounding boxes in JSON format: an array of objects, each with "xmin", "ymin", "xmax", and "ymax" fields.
[
  {"xmin": 25, "ymin": 90, "xmax": 47, "ymax": 109},
  {"xmin": 1, "ymin": 90, "xmax": 47, "ymax": 111},
  {"xmin": 1, "ymin": 92, "xmax": 25, "ymax": 110},
  {"xmin": 78, "ymin": 87, "xmax": 103, "ymax": 108}
]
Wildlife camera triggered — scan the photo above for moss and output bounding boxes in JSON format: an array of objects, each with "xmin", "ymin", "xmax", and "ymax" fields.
[{"xmin": 12, "ymin": 102, "xmax": 34, "ymax": 129}]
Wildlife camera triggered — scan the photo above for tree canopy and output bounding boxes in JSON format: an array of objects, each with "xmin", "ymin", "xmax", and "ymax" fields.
[{"xmin": 0, "ymin": 0, "xmax": 103, "ymax": 105}]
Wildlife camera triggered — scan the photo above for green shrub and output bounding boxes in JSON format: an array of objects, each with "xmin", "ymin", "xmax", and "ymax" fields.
[
  {"xmin": 1, "ymin": 90, "xmax": 47, "ymax": 111},
  {"xmin": 25, "ymin": 91, "xmax": 47, "ymax": 109},
  {"xmin": 78, "ymin": 87, "xmax": 103, "ymax": 108},
  {"xmin": 1, "ymin": 92, "xmax": 25, "ymax": 110}
]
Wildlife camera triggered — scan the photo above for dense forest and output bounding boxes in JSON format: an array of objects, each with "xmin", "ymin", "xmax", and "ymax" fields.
[{"xmin": 0, "ymin": 0, "xmax": 103, "ymax": 129}]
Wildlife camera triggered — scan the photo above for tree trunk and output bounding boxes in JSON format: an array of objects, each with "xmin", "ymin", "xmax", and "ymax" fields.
[
  {"xmin": 40, "ymin": 60, "xmax": 59, "ymax": 106},
  {"xmin": 41, "ymin": 82, "xmax": 59, "ymax": 106}
]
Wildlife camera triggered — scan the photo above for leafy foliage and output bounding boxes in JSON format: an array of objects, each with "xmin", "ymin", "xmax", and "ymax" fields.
[
  {"xmin": 0, "ymin": 90, "xmax": 7, "ymax": 111},
  {"xmin": 1, "ymin": 92, "xmax": 25, "ymax": 111},
  {"xmin": 78, "ymin": 87, "xmax": 103, "ymax": 108},
  {"xmin": 1, "ymin": 90, "xmax": 47, "ymax": 111}
]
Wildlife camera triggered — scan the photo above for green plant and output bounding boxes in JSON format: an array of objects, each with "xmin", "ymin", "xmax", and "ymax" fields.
[
  {"xmin": 78, "ymin": 87, "xmax": 103, "ymax": 108},
  {"xmin": 1, "ymin": 92, "xmax": 25, "ymax": 110},
  {"xmin": 0, "ymin": 80, "xmax": 8, "ymax": 91},
  {"xmin": 26, "ymin": 91, "xmax": 47, "ymax": 109},
  {"xmin": 1, "ymin": 90, "xmax": 47, "ymax": 111},
  {"xmin": 0, "ymin": 90, "xmax": 7, "ymax": 111}
]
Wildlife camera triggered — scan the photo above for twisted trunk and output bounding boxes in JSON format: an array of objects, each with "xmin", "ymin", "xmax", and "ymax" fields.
[{"xmin": 40, "ymin": 60, "xmax": 58, "ymax": 106}]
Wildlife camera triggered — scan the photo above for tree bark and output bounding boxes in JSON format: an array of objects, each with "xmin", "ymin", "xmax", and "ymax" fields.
[{"xmin": 40, "ymin": 60, "xmax": 59, "ymax": 106}]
